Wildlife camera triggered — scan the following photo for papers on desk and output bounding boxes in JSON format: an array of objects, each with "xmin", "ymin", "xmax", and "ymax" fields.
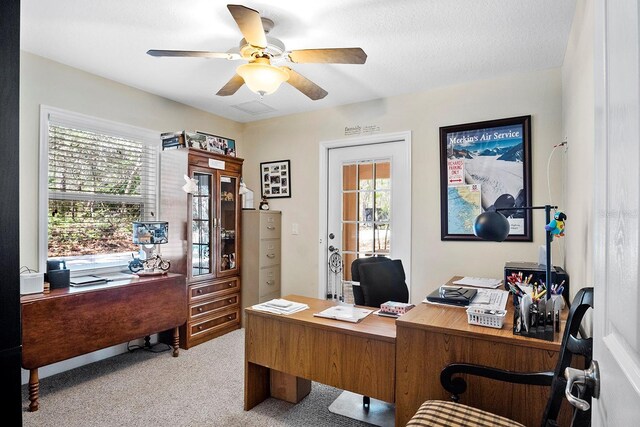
[
  {"xmin": 469, "ymin": 289, "xmax": 509, "ymax": 311},
  {"xmin": 70, "ymin": 275, "xmax": 109, "ymax": 286},
  {"xmin": 252, "ymin": 299, "xmax": 309, "ymax": 315},
  {"xmin": 424, "ymin": 288, "xmax": 509, "ymax": 311},
  {"xmin": 313, "ymin": 305, "xmax": 373, "ymax": 323},
  {"xmin": 452, "ymin": 276, "xmax": 503, "ymax": 288}
]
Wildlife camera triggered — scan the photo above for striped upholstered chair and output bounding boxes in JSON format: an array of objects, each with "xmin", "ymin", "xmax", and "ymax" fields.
[{"xmin": 407, "ymin": 287, "xmax": 596, "ymax": 427}]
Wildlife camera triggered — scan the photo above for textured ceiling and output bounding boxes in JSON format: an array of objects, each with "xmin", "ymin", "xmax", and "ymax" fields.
[{"xmin": 21, "ymin": 0, "xmax": 576, "ymax": 123}]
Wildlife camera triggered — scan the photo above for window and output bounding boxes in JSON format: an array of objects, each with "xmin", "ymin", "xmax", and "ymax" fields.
[
  {"xmin": 39, "ymin": 107, "xmax": 159, "ymax": 271},
  {"xmin": 341, "ymin": 160, "xmax": 391, "ymax": 280}
]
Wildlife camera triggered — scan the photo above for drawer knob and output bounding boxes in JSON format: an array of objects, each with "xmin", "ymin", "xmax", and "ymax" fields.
[
  {"xmin": 267, "ymin": 226, "xmax": 275, "ymax": 230},
  {"xmin": 197, "ymin": 289, "xmax": 203, "ymax": 294},
  {"xmin": 266, "ymin": 280, "xmax": 275, "ymax": 286},
  {"xmin": 198, "ymin": 307, "xmax": 204, "ymax": 312},
  {"xmin": 228, "ymin": 298, "xmax": 234, "ymax": 303},
  {"xmin": 228, "ymin": 315, "xmax": 234, "ymax": 320},
  {"xmin": 198, "ymin": 325, "xmax": 203, "ymax": 330},
  {"xmin": 266, "ymin": 254, "xmax": 275, "ymax": 259},
  {"xmin": 228, "ymin": 282, "xmax": 234, "ymax": 287}
]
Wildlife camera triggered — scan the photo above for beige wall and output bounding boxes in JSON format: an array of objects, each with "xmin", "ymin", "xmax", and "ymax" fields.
[
  {"xmin": 19, "ymin": 51, "xmax": 244, "ymax": 269},
  {"xmin": 20, "ymin": 51, "xmax": 569, "ymax": 303},
  {"xmin": 562, "ymin": 0, "xmax": 595, "ymax": 300},
  {"xmin": 243, "ymin": 69, "xmax": 564, "ymax": 301}
]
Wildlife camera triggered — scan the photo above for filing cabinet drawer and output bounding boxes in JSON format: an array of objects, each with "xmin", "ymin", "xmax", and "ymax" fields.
[
  {"xmin": 189, "ymin": 292, "xmax": 239, "ymax": 320},
  {"xmin": 189, "ymin": 309, "xmax": 240, "ymax": 338},
  {"xmin": 259, "ymin": 267, "xmax": 280, "ymax": 298},
  {"xmin": 260, "ymin": 213, "xmax": 281, "ymax": 239},
  {"xmin": 189, "ymin": 278, "xmax": 239, "ymax": 302},
  {"xmin": 259, "ymin": 290, "xmax": 281, "ymax": 304},
  {"xmin": 259, "ymin": 240, "xmax": 281, "ymax": 267}
]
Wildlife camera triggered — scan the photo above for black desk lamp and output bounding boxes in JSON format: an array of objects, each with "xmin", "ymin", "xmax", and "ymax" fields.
[{"xmin": 474, "ymin": 204, "xmax": 557, "ymax": 300}]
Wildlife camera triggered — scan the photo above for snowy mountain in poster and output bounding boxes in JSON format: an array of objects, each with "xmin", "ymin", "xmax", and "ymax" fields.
[{"xmin": 446, "ymin": 124, "xmax": 525, "ymax": 213}]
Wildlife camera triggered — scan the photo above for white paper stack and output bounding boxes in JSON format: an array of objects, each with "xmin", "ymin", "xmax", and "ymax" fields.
[
  {"xmin": 452, "ymin": 277, "xmax": 503, "ymax": 288},
  {"xmin": 252, "ymin": 299, "xmax": 309, "ymax": 315}
]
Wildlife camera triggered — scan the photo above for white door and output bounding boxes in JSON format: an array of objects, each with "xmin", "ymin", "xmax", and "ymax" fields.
[
  {"xmin": 592, "ymin": 0, "xmax": 640, "ymax": 424},
  {"xmin": 320, "ymin": 133, "xmax": 411, "ymax": 302}
]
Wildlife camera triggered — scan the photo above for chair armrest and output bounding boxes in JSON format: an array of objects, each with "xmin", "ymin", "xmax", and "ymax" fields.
[{"xmin": 440, "ymin": 363, "xmax": 554, "ymax": 402}]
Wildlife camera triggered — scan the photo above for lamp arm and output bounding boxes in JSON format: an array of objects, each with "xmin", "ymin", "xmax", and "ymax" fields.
[{"xmin": 495, "ymin": 205, "xmax": 557, "ymax": 212}]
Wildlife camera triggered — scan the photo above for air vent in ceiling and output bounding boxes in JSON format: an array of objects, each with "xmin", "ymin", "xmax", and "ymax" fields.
[{"xmin": 230, "ymin": 100, "xmax": 277, "ymax": 116}]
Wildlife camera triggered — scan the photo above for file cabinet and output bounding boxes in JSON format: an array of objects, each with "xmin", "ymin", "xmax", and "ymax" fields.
[{"xmin": 242, "ymin": 211, "xmax": 281, "ymax": 314}]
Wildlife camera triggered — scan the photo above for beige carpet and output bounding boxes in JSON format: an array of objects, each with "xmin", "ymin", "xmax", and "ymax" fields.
[{"xmin": 22, "ymin": 329, "xmax": 370, "ymax": 427}]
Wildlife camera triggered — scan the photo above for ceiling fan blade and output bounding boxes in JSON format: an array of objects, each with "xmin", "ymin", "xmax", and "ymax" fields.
[
  {"xmin": 147, "ymin": 50, "xmax": 242, "ymax": 60},
  {"xmin": 227, "ymin": 4, "xmax": 267, "ymax": 49},
  {"xmin": 288, "ymin": 48, "xmax": 367, "ymax": 64},
  {"xmin": 284, "ymin": 68, "xmax": 328, "ymax": 100},
  {"xmin": 216, "ymin": 74, "xmax": 245, "ymax": 96}
]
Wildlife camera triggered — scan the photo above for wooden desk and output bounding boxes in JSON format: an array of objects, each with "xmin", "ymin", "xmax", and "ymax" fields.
[
  {"xmin": 244, "ymin": 295, "xmax": 396, "ymax": 409},
  {"xmin": 395, "ymin": 277, "xmax": 569, "ymax": 426},
  {"xmin": 21, "ymin": 273, "xmax": 186, "ymax": 411}
]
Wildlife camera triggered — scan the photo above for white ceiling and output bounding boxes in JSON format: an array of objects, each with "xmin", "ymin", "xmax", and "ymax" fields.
[{"xmin": 21, "ymin": 0, "xmax": 576, "ymax": 123}]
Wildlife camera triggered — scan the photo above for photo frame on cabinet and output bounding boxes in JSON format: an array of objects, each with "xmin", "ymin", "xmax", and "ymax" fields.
[
  {"xmin": 260, "ymin": 160, "xmax": 291, "ymax": 199},
  {"xmin": 195, "ymin": 131, "xmax": 236, "ymax": 157},
  {"xmin": 439, "ymin": 115, "xmax": 532, "ymax": 241}
]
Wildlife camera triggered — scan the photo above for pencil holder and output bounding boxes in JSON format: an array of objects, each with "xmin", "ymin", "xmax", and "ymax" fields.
[{"xmin": 512, "ymin": 300, "xmax": 556, "ymax": 342}]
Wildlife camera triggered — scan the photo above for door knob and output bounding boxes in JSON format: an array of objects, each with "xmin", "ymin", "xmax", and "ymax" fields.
[
  {"xmin": 564, "ymin": 360, "xmax": 600, "ymax": 411},
  {"xmin": 329, "ymin": 245, "xmax": 336, "ymax": 252}
]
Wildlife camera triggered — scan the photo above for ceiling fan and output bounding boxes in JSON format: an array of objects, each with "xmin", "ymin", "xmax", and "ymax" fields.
[{"xmin": 147, "ymin": 4, "xmax": 367, "ymax": 100}]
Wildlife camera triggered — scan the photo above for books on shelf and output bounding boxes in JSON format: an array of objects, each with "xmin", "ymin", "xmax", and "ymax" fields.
[
  {"xmin": 313, "ymin": 305, "xmax": 373, "ymax": 323},
  {"xmin": 251, "ymin": 299, "xmax": 309, "ymax": 315}
]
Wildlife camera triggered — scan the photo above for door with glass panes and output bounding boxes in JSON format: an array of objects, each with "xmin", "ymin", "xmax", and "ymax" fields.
[{"xmin": 326, "ymin": 140, "xmax": 411, "ymax": 302}]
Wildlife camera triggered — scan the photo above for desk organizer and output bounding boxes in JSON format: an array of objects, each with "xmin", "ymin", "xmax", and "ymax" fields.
[
  {"xmin": 466, "ymin": 307, "xmax": 507, "ymax": 329},
  {"xmin": 512, "ymin": 306, "xmax": 557, "ymax": 341}
]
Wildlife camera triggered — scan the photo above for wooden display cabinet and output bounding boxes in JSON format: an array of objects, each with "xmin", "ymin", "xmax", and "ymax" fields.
[{"xmin": 161, "ymin": 148, "xmax": 243, "ymax": 348}]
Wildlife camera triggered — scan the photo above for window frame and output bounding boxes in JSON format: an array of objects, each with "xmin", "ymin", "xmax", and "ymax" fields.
[{"xmin": 38, "ymin": 105, "xmax": 160, "ymax": 273}]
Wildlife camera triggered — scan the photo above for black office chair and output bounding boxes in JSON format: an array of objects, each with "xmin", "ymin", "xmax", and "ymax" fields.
[
  {"xmin": 331, "ymin": 257, "xmax": 409, "ymax": 425},
  {"xmin": 407, "ymin": 287, "xmax": 596, "ymax": 427},
  {"xmin": 350, "ymin": 257, "xmax": 409, "ymax": 307}
]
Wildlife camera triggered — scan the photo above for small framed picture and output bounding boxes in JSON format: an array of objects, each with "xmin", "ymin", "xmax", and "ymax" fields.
[
  {"xmin": 196, "ymin": 131, "xmax": 236, "ymax": 157},
  {"xmin": 260, "ymin": 160, "xmax": 291, "ymax": 199}
]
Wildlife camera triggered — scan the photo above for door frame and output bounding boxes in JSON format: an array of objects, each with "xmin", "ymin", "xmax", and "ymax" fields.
[{"xmin": 318, "ymin": 131, "xmax": 412, "ymax": 299}]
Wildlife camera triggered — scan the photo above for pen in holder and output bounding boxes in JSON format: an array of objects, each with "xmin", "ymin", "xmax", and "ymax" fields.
[{"xmin": 510, "ymin": 283, "xmax": 558, "ymax": 342}]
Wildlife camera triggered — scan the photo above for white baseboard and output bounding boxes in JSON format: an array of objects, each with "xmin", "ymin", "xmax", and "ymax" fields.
[{"xmin": 21, "ymin": 335, "xmax": 157, "ymax": 385}]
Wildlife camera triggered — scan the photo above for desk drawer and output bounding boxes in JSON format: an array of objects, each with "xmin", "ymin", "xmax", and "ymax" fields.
[
  {"xmin": 189, "ymin": 309, "xmax": 239, "ymax": 338},
  {"xmin": 189, "ymin": 278, "xmax": 239, "ymax": 302},
  {"xmin": 190, "ymin": 293, "xmax": 239, "ymax": 320},
  {"xmin": 259, "ymin": 240, "xmax": 281, "ymax": 267}
]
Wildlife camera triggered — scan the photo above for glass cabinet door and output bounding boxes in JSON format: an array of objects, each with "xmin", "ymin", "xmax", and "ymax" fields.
[
  {"xmin": 192, "ymin": 172, "xmax": 212, "ymax": 277},
  {"xmin": 217, "ymin": 174, "xmax": 238, "ymax": 276}
]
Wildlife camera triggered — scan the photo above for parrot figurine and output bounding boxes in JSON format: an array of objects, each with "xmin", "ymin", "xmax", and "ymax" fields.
[{"xmin": 545, "ymin": 211, "xmax": 567, "ymax": 241}]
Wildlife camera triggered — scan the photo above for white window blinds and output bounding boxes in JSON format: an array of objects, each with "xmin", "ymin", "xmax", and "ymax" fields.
[{"xmin": 42, "ymin": 108, "xmax": 159, "ymax": 266}]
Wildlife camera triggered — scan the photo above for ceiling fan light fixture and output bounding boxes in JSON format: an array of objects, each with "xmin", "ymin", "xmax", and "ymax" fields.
[{"xmin": 236, "ymin": 57, "xmax": 289, "ymax": 96}]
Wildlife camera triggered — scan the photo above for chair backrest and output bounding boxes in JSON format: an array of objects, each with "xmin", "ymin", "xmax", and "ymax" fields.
[
  {"xmin": 542, "ymin": 287, "xmax": 594, "ymax": 426},
  {"xmin": 350, "ymin": 256, "xmax": 392, "ymax": 305},
  {"xmin": 352, "ymin": 257, "xmax": 409, "ymax": 308}
]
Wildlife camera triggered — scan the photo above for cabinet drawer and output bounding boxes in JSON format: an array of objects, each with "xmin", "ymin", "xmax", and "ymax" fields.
[
  {"xmin": 190, "ymin": 293, "xmax": 239, "ymax": 320},
  {"xmin": 260, "ymin": 213, "xmax": 281, "ymax": 239},
  {"xmin": 259, "ymin": 240, "xmax": 281, "ymax": 267},
  {"xmin": 189, "ymin": 278, "xmax": 239, "ymax": 302},
  {"xmin": 259, "ymin": 290, "xmax": 281, "ymax": 304},
  {"xmin": 259, "ymin": 267, "xmax": 280, "ymax": 298},
  {"xmin": 189, "ymin": 309, "xmax": 239, "ymax": 338}
]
